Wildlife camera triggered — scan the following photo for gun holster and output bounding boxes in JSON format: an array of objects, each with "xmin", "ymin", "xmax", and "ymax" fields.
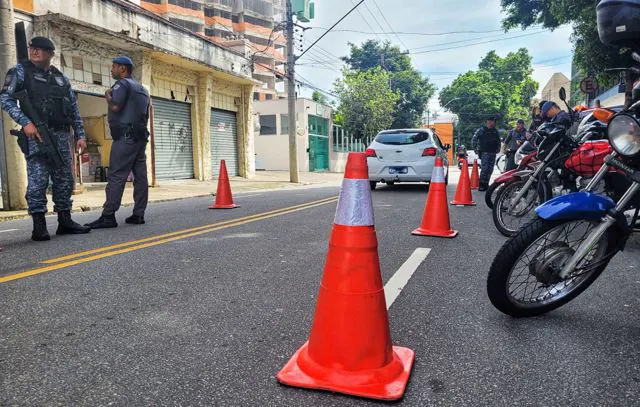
[{"xmin": 10, "ymin": 129, "xmax": 29, "ymax": 155}]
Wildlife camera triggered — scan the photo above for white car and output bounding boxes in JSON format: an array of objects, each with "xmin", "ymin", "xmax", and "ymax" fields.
[
  {"xmin": 467, "ymin": 150, "xmax": 481, "ymax": 166},
  {"xmin": 366, "ymin": 129, "xmax": 450, "ymax": 190}
]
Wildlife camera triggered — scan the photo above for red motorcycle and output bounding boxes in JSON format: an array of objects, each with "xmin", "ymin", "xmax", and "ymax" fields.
[{"xmin": 485, "ymin": 150, "xmax": 538, "ymax": 209}]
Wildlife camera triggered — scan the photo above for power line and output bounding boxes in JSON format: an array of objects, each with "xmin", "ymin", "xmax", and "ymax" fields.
[
  {"xmin": 350, "ymin": 0, "xmax": 384, "ymax": 42},
  {"xmin": 307, "ymin": 27, "xmax": 509, "ymax": 36},
  {"xmin": 362, "ymin": 1, "xmax": 394, "ymax": 44},
  {"xmin": 370, "ymin": 0, "xmax": 409, "ymax": 51},
  {"xmin": 408, "ymin": 29, "xmax": 548, "ymax": 52},
  {"xmin": 409, "ymin": 31, "xmax": 551, "ymax": 55},
  {"xmin": 297, "ymin": 0, "xmax": 366, "ymax": 60}
]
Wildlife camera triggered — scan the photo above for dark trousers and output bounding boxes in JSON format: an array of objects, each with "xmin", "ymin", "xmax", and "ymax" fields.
[
  {"xmin": 480, "ymin": 153, "xmax": 497, "ymax": 187},
  {"xmin": 102, "ymin": 138, "xmax": 148, "ymax": 217}
]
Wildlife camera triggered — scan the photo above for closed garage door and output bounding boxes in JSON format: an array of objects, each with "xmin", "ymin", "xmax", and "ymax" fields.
[
  {"xmin": 152, "ymin": 97, "xmax": 194, "ymax": 180},
  {"xmin": 210, "ymin": 108, "xmax": 238, "ymax": 176}
]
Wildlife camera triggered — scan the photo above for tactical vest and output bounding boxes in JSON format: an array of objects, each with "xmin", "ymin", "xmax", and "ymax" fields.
[
  {"xmin": 21, "ymin": 61, "xmax": 74, "ymax": 128},
  {"xmin": 478, "ymin": 127, "xmax": 501, "ymax": 153}
]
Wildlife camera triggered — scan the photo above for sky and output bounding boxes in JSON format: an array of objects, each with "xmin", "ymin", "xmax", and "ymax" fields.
[{"xmin": 293, "ymin": 0, "xmax": 574, "ymax": 120}]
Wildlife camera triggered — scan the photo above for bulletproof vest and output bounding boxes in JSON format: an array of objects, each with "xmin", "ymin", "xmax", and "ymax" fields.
[
  {"xmin": 22, "ymin": 61, "xmax": 73, "ymax": 127},
  {"xmin": 478, "ymin": 127, "xmax": 501, "ymax": 153},
  {"xmin": 116, "ymin": 77, "xmax": 150, "ymax": 127}
]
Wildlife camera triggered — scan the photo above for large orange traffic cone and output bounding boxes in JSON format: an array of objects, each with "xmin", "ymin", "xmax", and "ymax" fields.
[
  {"xmin": 470, "ymin": 159, "xmax": 480, "ymax": 190},
  {"xmin": 412, "ymin": 157, "xmax": 458, "ymax": 238},
  {"xmin": 277, "ymin": 153, "xmax": 414, "ymax": 401},
  {"xmin": 450, "ymin": 159, "xmax": 476, "ymax": 206},
  {"xmin": 209, "ymin": 160, "xmax": 239, "ymax": 209}
]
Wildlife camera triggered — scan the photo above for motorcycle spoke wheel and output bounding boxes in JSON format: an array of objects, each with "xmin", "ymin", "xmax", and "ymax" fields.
[
  {"xmin": 508, "ymin": 220, "xmax": 606, "ymax": 304},
  {"xmin": 493, "ymin": 180, "xmax": 544, "ymax": 236}
]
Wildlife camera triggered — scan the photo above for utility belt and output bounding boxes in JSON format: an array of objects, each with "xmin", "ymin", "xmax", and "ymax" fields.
[{"xmin": 110, "ymin": 124, "xmax": 149, "ymax": 144}]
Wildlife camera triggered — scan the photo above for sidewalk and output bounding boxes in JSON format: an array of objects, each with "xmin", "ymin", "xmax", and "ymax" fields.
[{"xmin": 0, "ymin": 171, "xmax": 344, "ymax": 222}]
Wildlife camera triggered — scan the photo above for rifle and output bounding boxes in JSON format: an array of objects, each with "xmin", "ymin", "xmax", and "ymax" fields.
[{"xmin": 11, "ymin": 90, "xmax": 64, "ymax": 169}]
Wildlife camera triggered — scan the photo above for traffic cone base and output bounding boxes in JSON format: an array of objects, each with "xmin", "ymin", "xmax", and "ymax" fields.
[
  {"xmin": 412, "ymin": 226, "xmax": 458, "ymax": 238},
  {"xmin": 209, "ymin": 160, "xmax": 239, "ymax": 209},
  {"xmin": 450, "ymin": 159, "xmax": 476, "ymax": 206},
  {"xmin": 277, "ymin": 342, "xmax": 414, "ymax": 401}
]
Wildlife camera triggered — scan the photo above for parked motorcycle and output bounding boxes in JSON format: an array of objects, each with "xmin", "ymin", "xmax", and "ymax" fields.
[
  {"xmin": 484, "ymin": 148, "xmax": 538, "ymax": 209},
  {"xmin": 486, "ymin": 56, "xmax": 640, "ymax": 317},
  {"xmin": 491, "ymin": 99, "xmax": 618, "ymax": 236}
]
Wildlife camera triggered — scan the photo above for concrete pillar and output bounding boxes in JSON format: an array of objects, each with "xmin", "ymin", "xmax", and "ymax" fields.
[
  {"xmin": 196, "ymin": 72, "xmax": 213, "ymax": 181},
  {"xmin": 131, "ymin": 50, "xmax": 155, "ymax": 186},
  {"xmin": 238, "ymin": 84, "xmax": 255, "ymax": 178},
  {"xmin": 0, "ymin": 0, "xmax": 27, "ymax": 210}
]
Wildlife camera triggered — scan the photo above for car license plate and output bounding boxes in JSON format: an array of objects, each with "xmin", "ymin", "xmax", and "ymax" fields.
[{"xmin": 389, "ymin": 167, "xmax": 408, "ymax": 174}]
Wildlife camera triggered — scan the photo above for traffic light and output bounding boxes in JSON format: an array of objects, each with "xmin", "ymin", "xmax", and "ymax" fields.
[{"xmin": 292, "ymin": 0, "xmax": 314, "ymax": 22}]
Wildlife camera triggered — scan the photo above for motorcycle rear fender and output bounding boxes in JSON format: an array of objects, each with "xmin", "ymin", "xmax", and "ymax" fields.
[{"xmin": 535, "ymin": 192, "xmax": 616, "ymax": 221}]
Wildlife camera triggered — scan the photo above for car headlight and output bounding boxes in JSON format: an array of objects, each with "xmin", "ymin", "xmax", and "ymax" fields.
[{"xmin": 608, "ymin": 114, "xmax": 640, "ymax": 157}]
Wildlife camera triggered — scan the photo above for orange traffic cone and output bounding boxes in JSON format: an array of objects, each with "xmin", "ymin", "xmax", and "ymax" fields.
[
  {"xmin": 470, "ymin": 159, "xmax": 480, "ymax": 190},
  {"xmin": 412, "ymin": 157, "xmax": 458, "ymax": 238},
  {"xmin": 209, "ymin": 160, "xmax": 239, "ymax": 209},
  {"xmin": 451, "ymin": 159, "xmax": 476, "ymax": 206},
  {"xmin": 277, "ymin": 153, "xmax": 414, "ymax": 401}
]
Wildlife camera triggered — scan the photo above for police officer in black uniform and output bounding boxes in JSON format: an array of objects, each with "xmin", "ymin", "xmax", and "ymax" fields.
[
  {"xmin": 471, "ymin": 116, "xmax": 501, "ymax": 191},
  {"xmin": 86, "ymin": 56, "xmax": 150, "ymax": 229},
  {"xmin": 0, "ymin": 36, "xmax": 90, "ymax": 241}
]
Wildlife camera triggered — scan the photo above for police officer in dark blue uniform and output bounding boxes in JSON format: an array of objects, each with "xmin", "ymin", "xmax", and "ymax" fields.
[
  {"xmin": 0, "ymin": 37, "xmax": 90, "ymax": 241},
  {"xmin": 541, "ymin": 101, "xmax": 572, "ymax": 128},
  {"xmin": 471, "ymin": 116, "xmax": 501, "ymax": 191},
  {"xmin": 86, "ymin": 56, "xmax": 150, "ymax": 229}
]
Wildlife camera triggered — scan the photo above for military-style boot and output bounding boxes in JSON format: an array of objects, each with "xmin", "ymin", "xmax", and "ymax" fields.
[
  {"xmin": 32, "ymin": 213, "xmax": 51, "ymax": 242},
  {"xmin": 56, "ymin": 210, "xmax": 91, "ymax": 235},
  {"xmin": 85, "ymin": 214, "xmax": 118, "ymax": 229}
]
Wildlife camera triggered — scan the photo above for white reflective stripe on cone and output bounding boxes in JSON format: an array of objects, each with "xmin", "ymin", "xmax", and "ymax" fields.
[
  {"xmin": 432, "ymin": 166, "xmax": 445, "ymax": 183},
  {"xmin": 334, "ymin": 179, "xmax": 375, "ymax": 226}
]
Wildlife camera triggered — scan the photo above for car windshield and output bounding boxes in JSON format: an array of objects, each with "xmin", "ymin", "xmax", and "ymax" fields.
[{"xmin": 374, "ymin": 132, "xmax": 430, "ymax": 145}]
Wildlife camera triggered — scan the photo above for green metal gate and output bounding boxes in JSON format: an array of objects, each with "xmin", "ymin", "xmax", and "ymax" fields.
[{"xmin": 308, "ymin": 115, "xmax": 329, "ymax": 172}]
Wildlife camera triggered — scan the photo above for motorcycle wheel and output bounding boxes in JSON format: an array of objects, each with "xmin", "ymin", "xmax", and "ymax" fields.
[
  {"xmin": 492, "ymin": 178, "xmax": 552, "ymax": 237},
  {"xmin": 487, "ymin": 218, "xmax": 616, "ymax": 317},
  {"xmin": 485, "ymin": 182, "xmax": 504, "ymax": 210}
]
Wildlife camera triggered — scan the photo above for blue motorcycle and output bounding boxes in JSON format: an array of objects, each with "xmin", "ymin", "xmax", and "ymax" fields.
[{"xmin": 487, "ymin": 81, "xmax": 640, "ymax": 317}]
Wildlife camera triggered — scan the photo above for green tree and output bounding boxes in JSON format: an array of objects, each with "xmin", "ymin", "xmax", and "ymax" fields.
[
  {"xmin": 333, "ymin": 67, "xmax": 400, "ymax": 139},
  {"xmin": 500, "ymin": 0, "xmax": 629, "ymax": 87},
  {"xmin": 439, "ymin": 49, "xmax": 538, "ymax": 146},
  {"xmin": 342, "ymin": 40, "xmax": 435, "ymax": 128},
  {"xmin": 311, "ymin": 90, "xmax": 329, "ymax": 105}
]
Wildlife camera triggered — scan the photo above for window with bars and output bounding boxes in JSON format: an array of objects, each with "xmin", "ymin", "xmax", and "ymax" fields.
[{"xmin": 259, "ymin": 115, "xmax": 277, "ymax": 135}]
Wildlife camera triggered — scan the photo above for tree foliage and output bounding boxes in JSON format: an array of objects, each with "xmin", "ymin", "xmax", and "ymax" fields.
[
  {"xmin": 311, "ymin": 90, "xmax": 329, "ymax": 105},
  {"xmin": 333, "ymin": 67, "xmax": 400, "ymax": 139},
  {"xmin": 500, "ymin": 0, "xmax": 629, "ymax": 88},
  {"xmin": 439, "ymin": 49, "xmax": 538, "ymax": 146},
  {"xmin": 342, "ymin": 40, "xmax": 435, "ymax": 128}
]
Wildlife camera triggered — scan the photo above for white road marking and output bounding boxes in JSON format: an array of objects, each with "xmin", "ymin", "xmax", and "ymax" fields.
[
  {"xmin": 384, "ymin": 248, "xmax": 431, "ymax": 310},
  {"xmin": 236, "ymin": 194, "xmax": 263, "ymax": 198},
  {"xmin": 0, "ymin": 229, "xmax": 18, "ymax": 234}
]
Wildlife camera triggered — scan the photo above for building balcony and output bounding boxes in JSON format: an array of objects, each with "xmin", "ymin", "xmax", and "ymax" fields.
[{"xmin": 204, "ymin": 16, "xmax": 234, "ymax": 30}]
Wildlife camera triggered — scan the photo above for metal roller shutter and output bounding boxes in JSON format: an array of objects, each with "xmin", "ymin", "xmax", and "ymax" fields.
[
  {"xmin": 210, "ymin": 108, "xmax": 239, "ymax": 176},
  {"xmin": 152, "ymin": 97, "xmax": 194, "ymax": 180}
]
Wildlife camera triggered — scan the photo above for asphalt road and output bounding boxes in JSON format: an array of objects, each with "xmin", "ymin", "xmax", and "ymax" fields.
[{"xmin": 1, "ymin": 183, "xmax": 639, "ymax": 406}]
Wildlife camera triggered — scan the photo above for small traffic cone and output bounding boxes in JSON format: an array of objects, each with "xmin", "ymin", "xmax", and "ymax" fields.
[
  {"xmin": 277, "ymin": 153, "xmax": 414, "ymax": 401},
  {"xmin": 470, "ymin": 159, "xmax": 480, "ymax": 190},
  {"xmin": 451, "ymin": 159, "xmax": 476, "ymax": 206},
  {"xmin": 209, "ymin": 160, "xmax": 239, "ymax": 209},
  {"xmin": 412, "ymin": 157, "xmax": 458, "ymax": 238}
]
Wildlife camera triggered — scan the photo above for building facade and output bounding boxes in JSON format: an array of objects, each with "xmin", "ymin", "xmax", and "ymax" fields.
[
  {"xmin": 254, "ymin": 98, "xmax": 332, "ymax": 172},
  {"xmin": 140, "ymin": 0, "xmax": 286, "ymax": 102},
  {"xmin": 4, "ymin": 0, "xmax": 259, "ymax": 197},
  {"xmin": 541, "ymin": 72, "xmax": 572, "ymax": 107}
]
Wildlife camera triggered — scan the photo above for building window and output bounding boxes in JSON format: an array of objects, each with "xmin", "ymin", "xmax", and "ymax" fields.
[
  {"xmin": 168, "ymin": 0, "xmax": 203, "ymax": 11},
  {"xmin": 244, "ymin": 15, "xmax": 273, "ymax": 29},
  {"xmin": 71, "ymin": 56, "xmax": 84, "ymax": 70},
  {"xmin": 265, "ymin": 94, "xmax": 273, "ymax": 100},
  {"xmin": 142, "ymin": 0, "xmax": 162, "ymax": 3},
  {"xmin": 169, "ymin": 18, "xmax": 202, "ymax": 33},
  {"xmin": 232, "ymin": 14, "xmax": 239, "ymax": 23},
  {"xmin": 281, "ymin": 114, "xmax": 289, "ymax": 134},
  {"xmin": 92, "ymin": 72, "xmax": 102, "ymax": 85},
  {"xmin": 253, "ymin": 92, "xmax": 260, "ymax": 101},
  {"xmin": 205, "ymin": 28, "xmax": 215, "ymax": 36},
  {"xmin": 259, "ymin": 115, "xmax": 277, "ymax": 135}
]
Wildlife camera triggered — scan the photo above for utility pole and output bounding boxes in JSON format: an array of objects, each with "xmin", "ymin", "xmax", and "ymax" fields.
[
  {"xmin": 0, "ymin": 0, "xmax": 26, "ymax": 210},
  {"xmin": 286, "ymin": 0, "xmax": 299, "ymax": 183}
]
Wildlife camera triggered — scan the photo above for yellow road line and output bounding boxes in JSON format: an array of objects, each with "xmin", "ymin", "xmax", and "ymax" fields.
[
  {"xmin": 0, "ymin": 198, "xmax": 338, "ymax": 284},
  {"xmin": 41, "ymin": 196, "xmax": 338, "ymax": 264}
]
